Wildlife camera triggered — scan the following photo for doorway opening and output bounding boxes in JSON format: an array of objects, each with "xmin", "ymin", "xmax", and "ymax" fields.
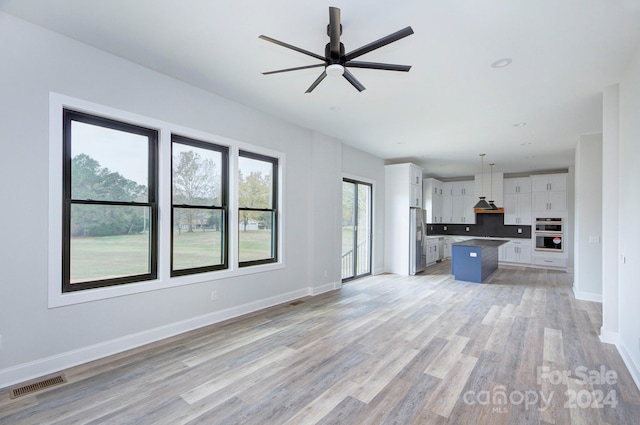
[{"xmin": 342, "ymin": 179, "xmax": 372, "ymax": 281}]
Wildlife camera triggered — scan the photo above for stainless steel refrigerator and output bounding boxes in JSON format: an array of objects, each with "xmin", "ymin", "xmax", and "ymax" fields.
[{"xmin": 409, "ymin": 207, "xmax": 426, "ymax": 275}]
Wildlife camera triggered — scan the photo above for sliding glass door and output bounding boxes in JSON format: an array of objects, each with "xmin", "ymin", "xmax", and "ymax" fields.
[{"xmin": 342, "ymin": 179, "xmax": 372, "ymax": 281}]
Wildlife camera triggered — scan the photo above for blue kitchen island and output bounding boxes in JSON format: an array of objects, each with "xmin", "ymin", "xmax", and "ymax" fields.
[{"xmin": 451, "ymin": 239, "xmax": 508, "ymax": 283}]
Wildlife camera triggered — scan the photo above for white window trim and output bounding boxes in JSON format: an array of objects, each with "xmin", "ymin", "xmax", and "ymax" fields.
[{"xmin": 48, "ymin": 92, "xmax": 285, "ymax": 308}]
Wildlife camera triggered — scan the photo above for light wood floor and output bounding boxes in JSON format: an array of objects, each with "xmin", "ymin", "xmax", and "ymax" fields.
[{"xmin": 2, "ymin": 262, "xmax": 639, "ymax": 424}]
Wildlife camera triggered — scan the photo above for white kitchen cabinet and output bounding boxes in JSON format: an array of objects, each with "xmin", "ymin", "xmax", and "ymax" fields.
[
  {"xmin": 503, "ymin": 193, "xmax": 532, "ymax": 225},
  {"xmin": 451, "ymin": 194, "xmax": 476, "ymax": 223},
  {"xmin": 443, "ymin": 237, "xmax": 451, "ymax": 259},
  {"xmin": 411, "ymin": 184, "xmax": 422, "ymax": 208},
  {"xmin": 532, "ymin": 173, "xmax": 566, "ymax": 192},
  {"xmin": 410, "ymin": 165, "xmax": 423, "ymax": 186},
  {"xmin": 423, "ymin": 178, "xmax": 443, "ymax": 223},
  {"xmin": 442, "ymin": 180, "xmax": 475, "ymax": 223},
  {"xmin": 451, "ymin": 180, "xmax": 475, "ymax": 196},
  {"xmin": 531, "ymin": 173, "xmax": 567, "ymax": 212},
  {"xmin": 504, "ymin": 177, "xmax": 532, "ymax": 224},
  {"xmin": 426, "ymin": 238, "xmax": 440, "ymax": 266},
  {"xmin": 504, "ymin": 177, "xmax": 531, "ymax": 194},
  {"xmin": 384, "ymin": 163, "xmax": 424, "ymax": 275},
  {"xmin": 499, "ymin": 239, "xmax": 532, "ymax": 264},
  {"xmin": 532, "ymin": 255, "xmax": 567, "ymax": 268},
  {"xmin": 532, "ymin": 190, "xmax": 567, "ymax": 212},
  {"xmin": 441, "ymin": 182, "xmax": 453, "ymax": 222}
]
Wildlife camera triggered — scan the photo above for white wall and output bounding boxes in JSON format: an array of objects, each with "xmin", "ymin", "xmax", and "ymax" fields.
[
  {"xmin": 341, "ymin": 144, "xmax": 386, "ymax": 274},
  {"xmin": 615, "ymin": 43, "xmax": 640, "ymax": 388},
  {"xmin": 0, "ymin": 12, "xmax": 385, "ymax": 387},
  {"xmin": 601, "ymin": 84, "xmax": 620, "ymax": 341},
  {"xmin": 573, "ymin": 134, "xmax": 603, "ymax": 301}
]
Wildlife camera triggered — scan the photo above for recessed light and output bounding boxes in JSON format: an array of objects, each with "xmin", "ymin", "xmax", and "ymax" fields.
[
  {"xmin": 491, "ymin": 58, "xmax": 512, "ymax": 68},
  {"xmin": 513, "ymin": 122, "xmax": 527, "ymax": 127}
]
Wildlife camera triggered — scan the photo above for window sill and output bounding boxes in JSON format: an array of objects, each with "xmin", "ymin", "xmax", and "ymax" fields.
[{"xmin": 48, "ymin": 261, "xmax": 285, "ymax": 308}]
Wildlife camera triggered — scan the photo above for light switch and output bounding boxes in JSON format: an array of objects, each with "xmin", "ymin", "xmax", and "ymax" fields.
[{"xmin": 470, "ymin": 252, "xmax": 477, "ymax": 257}]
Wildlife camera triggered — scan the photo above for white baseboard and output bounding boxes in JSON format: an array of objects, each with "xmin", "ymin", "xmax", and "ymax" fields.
[
  {"xmin": 572, "ymin": 285, "xmax": 603, "ymax": 303},
  {"xmin": 616, "ymin": 339, "xmax": 640, "ymax": 393},
  {"xmin": 373, "ymin": 267, "xmax": 386, "ymax": 275},
  {"xmin": 599, "ymin": 330, "xmax": 640, "ymax": 392},
  {"xmin": 599, "ymin": 329, "xmax": 619, "ymax": 345},
  {"xmin": 308, "ymin": 281, "xmax": 341, "ymax": 296},
  {"xmin": 0, "ymin": 287, "xmax": 310, "ymax": 389}
]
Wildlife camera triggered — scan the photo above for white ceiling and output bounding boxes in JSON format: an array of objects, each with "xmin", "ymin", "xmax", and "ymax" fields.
[{"xmin": 3, "ymin": 0, "xmax": 640, "ymax": 178}]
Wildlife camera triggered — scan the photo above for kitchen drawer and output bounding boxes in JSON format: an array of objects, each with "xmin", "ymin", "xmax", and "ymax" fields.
[{"xmin": 532, "ymin": 256, "xmax": 567, "ymax": 268}]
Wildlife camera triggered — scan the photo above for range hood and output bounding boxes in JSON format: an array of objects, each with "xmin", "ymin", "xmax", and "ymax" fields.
[{"xmin": 473, "ymin": 170, "xmax": 504, "ymax": 213}]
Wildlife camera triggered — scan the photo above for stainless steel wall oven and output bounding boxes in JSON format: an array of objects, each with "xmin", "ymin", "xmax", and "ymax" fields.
[{"xmin": 535, "ymin": 218, "xmax": 563, "ymax": 252}]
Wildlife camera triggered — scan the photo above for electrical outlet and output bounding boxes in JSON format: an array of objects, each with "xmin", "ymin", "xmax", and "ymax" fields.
[
  {"xmin": 210, "ymin": 290, "xmax": 218, "ymax": 301},
  {"xmin": 466, "ymin": 227, "xmax": 470, "ymax": 232},
  {"xmin": 444, "ymin": 226, "xmax": 448, "ymax": 230},
  {"xmin": 517, "ymin": 228, "xmax": 522, "ymax": 234}
]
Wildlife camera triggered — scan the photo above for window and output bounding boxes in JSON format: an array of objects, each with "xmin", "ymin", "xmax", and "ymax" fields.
[
  {"xmin": 51, "ymin": 95, "xmax": 285, "ymax": 305},
  {"xmin": 238, "ymin": 151, "xmax": 278, "ymax": 266},
  {"xmin": 62, "ymin": 110, "xmax": 158, "ymax": 292},
  {"xmin": 171, "ymin": 135, "xmax": 228, "ymax": 276}
]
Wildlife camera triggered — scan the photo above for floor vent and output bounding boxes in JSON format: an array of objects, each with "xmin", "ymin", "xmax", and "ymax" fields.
[
  {"xmin": 10, "ymin": 374, "xmax": 66, "ymax": 399},
  {"xmin": 290, "ymin": 300, "xmax": 305, "ymax": 306}
]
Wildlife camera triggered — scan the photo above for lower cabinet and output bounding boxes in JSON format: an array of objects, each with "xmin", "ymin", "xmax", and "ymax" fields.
[
  {"xmin": 532, "ymin": 255, "xmax": 567, "ymax": 268},
  {"xmin": 426, "ymin": 238, "xmax": 440, "ymax": 266},
  {"xmin": 499, "ymin": 239, "xmax": 532, "ymax": 264}
]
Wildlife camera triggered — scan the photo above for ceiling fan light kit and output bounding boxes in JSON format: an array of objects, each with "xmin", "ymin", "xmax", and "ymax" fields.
[
  {"xmin": 325, "ymin": 64, "xmax": 345, "ymax": 76},
  {"xmin": 259, "ymin": 7, "xmax": 414, "ymax": 93}
]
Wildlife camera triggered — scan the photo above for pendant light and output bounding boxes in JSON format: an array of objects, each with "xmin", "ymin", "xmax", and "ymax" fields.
[
  {"xmin": 473, "ymin": 153, "xmax": 491, "ymax": 209},
  {"xmin": 488, "ymin": 162, "xmax": 499, "ymax": 210}
]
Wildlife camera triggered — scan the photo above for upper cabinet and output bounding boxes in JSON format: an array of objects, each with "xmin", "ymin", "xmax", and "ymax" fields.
[
  {"xmin": 504, "ymin": 177, "xmax": 531, "ymax": 194},
  {"xmin": 531, "ymin": 173, "xmax": 567, "ymax": 212},
  {"xmin": 442, "ymin": 180, "xmax": 475, "ymax": 223},
  {"xmin": 386, "ymin": 163, "xmax": 423, "ymax": 209},
  {"xmin": 532, "ymin": 173, "xmax": 567, "ymax": 192},
  {"xmin": 423, "ymin": 178, "xmax": 443, "ymax": 223},
  {"xmin": 409, "ymin": 165, "xmax": 423, "ymax": 186},
  {"xmin": 503, "ymin": 177, "xmax": 532, "ymax": 224}
]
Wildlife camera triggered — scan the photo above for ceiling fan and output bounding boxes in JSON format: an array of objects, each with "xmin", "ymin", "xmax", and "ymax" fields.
[{"xmin": 259, "ymin": 7, "xmax": 414, "ymax": 93}]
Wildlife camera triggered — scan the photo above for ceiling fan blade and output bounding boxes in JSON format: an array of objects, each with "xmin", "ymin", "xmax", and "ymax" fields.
[
  {"xmin": 328, "ymin": 7, "xmax": 341, "ymax": 60},
  {"xmin": 263, "ymin": 63, "xmax": 326, "ymax": 75},
  {"xmin": 345, "ymin": 61, "xmax": 412, "ymax": 72},
  {"xmin": 305, "ymin": 71, "xmax": 327, "ymax": 93},
  {"xmin": 259, "ymin": 35, "xmax": 326, "ymax": 62},
  {"xmin": 344, "ymin": 26, "xmax": 414, "ymax": 61},
  {"xmin": 343, "ymin": 68, "xmax": 366, "ymax": 92}
]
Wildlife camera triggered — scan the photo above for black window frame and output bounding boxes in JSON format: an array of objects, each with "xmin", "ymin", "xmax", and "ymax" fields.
[
  {"xmin": 62, "ymin": 109, "xmax": 159, "ymax": 293},
  {"xmin": 238, "ymin": 150, "xmax": 279, "ymax": 267},
  {"xmin": 170, "ymin": 134, "xmax": 229, "ymax": 276}
]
